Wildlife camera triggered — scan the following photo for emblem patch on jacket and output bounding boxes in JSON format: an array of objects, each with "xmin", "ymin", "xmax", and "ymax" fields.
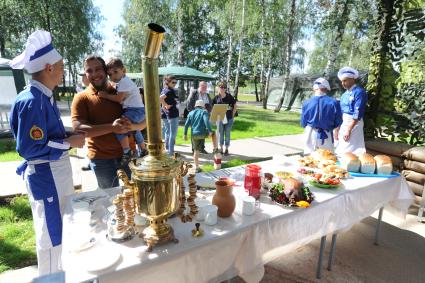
[{"xmin": 30, "ymin": 125, "xmax": 44, "ymax": 140}]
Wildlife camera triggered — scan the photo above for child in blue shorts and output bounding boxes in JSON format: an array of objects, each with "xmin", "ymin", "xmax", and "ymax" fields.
[{"xmin": 99, "ymin": 58, "xmax": 147, "ymax": 166}]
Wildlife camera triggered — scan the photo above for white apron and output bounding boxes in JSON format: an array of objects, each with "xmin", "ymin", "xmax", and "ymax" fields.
[
  {"xmin": 23, "ymin": 153, "xmax": 74, "ymax": 276},
  {"xmin": 303, "ymin": 125, "xmax": 334, "ymax": 155},
  {"xmin": 335, "ymin": 113, "xmax": 366, "ymax": 155}
]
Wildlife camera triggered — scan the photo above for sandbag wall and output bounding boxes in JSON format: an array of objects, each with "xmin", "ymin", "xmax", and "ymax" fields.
[
  {"xmin": 365, "ymin": 140, "xmax": 413, "ymax": 171},
  {"xmin": 366, "ymin": 139, "xmax": 425, "ymax": 208},
  {"xmin": 402, "ymin": 147, "xmax": 425, "ymax": 207}
]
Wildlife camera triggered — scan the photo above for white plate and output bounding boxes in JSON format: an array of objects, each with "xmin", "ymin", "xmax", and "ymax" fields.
[
  {"xmin": 83, "ymin": 247, "xmax": 121, "ymax": 272},
  {"xmin": 72, "ymin": 237, "xmax": 96, "ymax": 253},
  {"xmin": 72, "ymin": 201, "xmax": 90, "ymax": 212}
]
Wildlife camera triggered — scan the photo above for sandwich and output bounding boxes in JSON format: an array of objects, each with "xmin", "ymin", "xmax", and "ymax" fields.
[
  {"xmin": 322, "ymin": 165, "xmax": 350, "ymax": 178},
  {"xmin": 374, "ymin": 155, "xmax": 393, "ymax": 175},
  {"xmin": 358, "ymin": 153, "xmax": 376, "ymax": 174},
  {"xmin": 339, "ymin": 152, "xmax": 361, "ymax": 172}
]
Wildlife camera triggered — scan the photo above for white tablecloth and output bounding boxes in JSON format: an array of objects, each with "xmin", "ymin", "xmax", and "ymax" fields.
[{"xmin": 62, "ymin": 159, "xmax": 414, "ymax": 283}]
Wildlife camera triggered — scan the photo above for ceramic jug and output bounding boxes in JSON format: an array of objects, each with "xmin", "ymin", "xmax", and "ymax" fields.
[{"xmin": 212, "ymin": 179, "xmax": 236, "ymax": 217}]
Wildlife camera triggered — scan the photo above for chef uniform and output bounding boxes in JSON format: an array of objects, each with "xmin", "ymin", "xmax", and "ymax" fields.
[
  {"xmin": 335, "ymin": 67, "xmax": 368, "ymax": 155},
  {"xmin": 301, "ymin": 78, "xmax": 342, "ymax": 155},
  {"xmin": 9, "ymin": 30, "xmax": 73, "ymax": 276}
]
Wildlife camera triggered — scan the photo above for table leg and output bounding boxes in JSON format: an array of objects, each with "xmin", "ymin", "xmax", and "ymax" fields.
[
  {"xmin": 327, "ymin": 234, "xmax": 337, "ymax": 271},
  {"xmin": 374, "ymin": 207, "xmax": 384, "ymax": 246},
  {"xmin": 316, "ymin": 235, "xmax": 326, "ymax": 279}
]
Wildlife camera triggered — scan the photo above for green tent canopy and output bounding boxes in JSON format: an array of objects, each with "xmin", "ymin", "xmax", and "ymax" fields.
[{"xmin": 127, "ymin": 65, "xmax": 216, "ymax": 81}]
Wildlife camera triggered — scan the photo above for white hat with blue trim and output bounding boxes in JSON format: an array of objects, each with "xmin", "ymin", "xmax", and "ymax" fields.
[
  {"xmin": 195, "ymin": 99, "xmax": 205, "ymax": 108},
  {"xmin": 9, "ymin": 30, "xmax": 62, "ymax": 74},
  {"xmin": 337, "ymin": 67, "xmax": 359, "ymax": 80},
  {"xmin": 313, "ymin": 77, "xmax": 331, "ymax": 91}
]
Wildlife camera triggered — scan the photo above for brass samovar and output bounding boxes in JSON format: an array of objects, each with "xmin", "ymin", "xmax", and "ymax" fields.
[{"xmin": 118, "ymin": 23, "xmax": 195, "ymax": 251}]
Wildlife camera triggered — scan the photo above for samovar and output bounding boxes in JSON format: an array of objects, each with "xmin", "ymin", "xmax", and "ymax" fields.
[{"xmin": 118, "ymin": 23, "xmax": 196, "ymax": 251}]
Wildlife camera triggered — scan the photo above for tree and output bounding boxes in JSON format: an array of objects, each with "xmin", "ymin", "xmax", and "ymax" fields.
[
  {"xmin": 233, "ymin": 0, "xmax": 246, "ymax": 99},
  {"xmin": 274, "ymin": 0, "xmax": 297, "ymax": 112},
  {"xmin": 323, "ymin": 0, "xmax": 353, "ymax": 78},
  {"xmin": 307, "ymin": 0, "xmax": 376, "ymax": 74},
  {"xmin": 1, "ymin": 0, "xmax": 102, "ymax": 93}
]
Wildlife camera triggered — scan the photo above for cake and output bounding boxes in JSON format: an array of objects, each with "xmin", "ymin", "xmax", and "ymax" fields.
[
  {"xmin": 339, "ymin": 152, "xmax": 361, "ymax": 172},
  {"xmin": 374, "ymin": 155, "xmax": 393, "ymax": 175},
  {"xmin": 358, "ymin": 153, "xmax": 376, "ymax": 174}
]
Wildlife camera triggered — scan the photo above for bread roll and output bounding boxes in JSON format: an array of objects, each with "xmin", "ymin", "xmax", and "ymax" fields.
[
  {"xmin": 339, "ymin": 152, "xmax": 361, "ymax": 172},
  {"xmin": 374, "ymin": 155, "xmax": 393, "ymax": 175},
  {"xmin": 311, "ymin": 149, "xmax": 337, "ymax": 162},
  {"xmin": 358, "ymin": 153, "xmax": 376, "ymax": 174}
]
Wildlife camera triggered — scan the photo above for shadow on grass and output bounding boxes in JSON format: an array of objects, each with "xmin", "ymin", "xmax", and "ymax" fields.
[
  {"xmin": 0, "ymin": 222, "xmax": 36, "ymax": 273},
  {"xmin": 237, "ymin": 106, "xmax": 301, "ymax": 123},
  {"xmin": 232, "ymin": 120, "xmax": 256, "ymax": 131},
  {"xmin": 9, "ymin": 197, "xmax": 32, "ymax": 221}
]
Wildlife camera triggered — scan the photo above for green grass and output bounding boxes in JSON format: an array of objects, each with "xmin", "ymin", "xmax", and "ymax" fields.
[
  {"xmin": 200, "ymin": 158, "xmax": 267, "ymax": 172},
  {"xmin": 0, "ymin": 196, "xmax": 36, "ymax": 273},
  {"xmin": 1, "ymin": 105, "xmax": 302, "ymax": 161},
  {"xmin": 0, "ymin": 139, "xmax": 22, "ymax": 162},
  {"xmin": 0, "ymin": 139, "xmax": 77, "ymax": 162},
  {"xmin": 238, "ymin": 93, "xmax": 258, "ymax": 102},
  {"xmin": 176, "ymin": 104, "xmax": 303, "ymax": 145}
]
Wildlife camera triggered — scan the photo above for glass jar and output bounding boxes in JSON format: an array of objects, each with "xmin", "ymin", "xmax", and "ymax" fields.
[{"xmin": 244, "ymin": 164, "xmax": 262, "ymax": 199}]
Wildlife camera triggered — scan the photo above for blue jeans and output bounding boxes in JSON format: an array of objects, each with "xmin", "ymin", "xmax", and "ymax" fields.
[
  {"xmin": 89, "ymin": 158, "xmax": 131, "ymax": 188},
  {"xmin": 162, "ymin": 118, "xmax": 168, "ymax": 150},
  {"xmin": 218, "ymin": 118, "xmax": 234, "ymax": 147},
  {"xmin": 162, "ymin": 117, "xmax": 179, "ymax": 155},
  {"xmin": 116, "ymin": 107, "xmax": 145, "ymax": 144}
]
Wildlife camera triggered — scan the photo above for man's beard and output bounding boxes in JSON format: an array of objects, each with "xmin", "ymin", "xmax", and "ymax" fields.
[{"xmin": 91, "ymin": 78, "xmax": 108, "ymax": 91}]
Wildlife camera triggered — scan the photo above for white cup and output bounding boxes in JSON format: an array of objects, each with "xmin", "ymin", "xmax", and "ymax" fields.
[
  {"xmin": 242, "ymin": 196, "xmax": 257, "ymax": 216},
  {"xmin": 204, "ymin": 205, "xmax": 218, "ymax": 226},
  {"xmin": 195, "ymin": 199, "xmax": 210, "ymax": 221}
]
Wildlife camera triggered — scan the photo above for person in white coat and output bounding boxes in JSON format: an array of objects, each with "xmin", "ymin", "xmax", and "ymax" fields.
[
  {"xmin": 335, "ymin": 67, "xmax": 368, "ymax": 155},
  {"xmin": 9, "ymin": 30, "xmax": 85, "ymax": 276},
  {"xmin": 301, "ymin": 78, "xmax": 342, "ymax": 155}
]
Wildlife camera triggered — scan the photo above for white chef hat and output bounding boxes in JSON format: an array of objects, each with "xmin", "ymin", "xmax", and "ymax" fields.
[
  {"xmin": 195, "ymin": 99, "xmax": 205, "ymax": 108},
  {"xmin": 337, "ymin": 67, "xmax": 359, "ymax": 80},
  {"xmin": 9, "ymin": 30, "xmax": 62, "ymax": 74},
  {"xmin": 313, "ymin": 77, "xmax": 331, "ymax": 91}
]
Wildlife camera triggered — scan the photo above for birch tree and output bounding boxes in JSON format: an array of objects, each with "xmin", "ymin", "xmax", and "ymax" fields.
[
  {"xmin": 323, "ymin": 0, "xmax": 353, "ymax": 78},
  {"xmin": 233, "ymin": 0, "xmax": 246, "ymax": 99},
  {"xmin": 226, "ymin": 1, "xmax": 237, "ymax": 88},
  {"xmin": 274, "ymin": 0, "xmax": 297, "ymax": 112}
]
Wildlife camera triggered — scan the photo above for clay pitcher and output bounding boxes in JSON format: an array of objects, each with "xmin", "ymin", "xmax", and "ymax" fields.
[{"xmin": 212, "ymin": 179, "xmax": 236, "ymax": 217}]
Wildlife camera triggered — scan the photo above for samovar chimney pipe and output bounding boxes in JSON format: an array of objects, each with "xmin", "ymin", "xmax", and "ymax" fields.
[{"xmin": 143, "ymin": 23, "xmax": 166, "ymax": 156}]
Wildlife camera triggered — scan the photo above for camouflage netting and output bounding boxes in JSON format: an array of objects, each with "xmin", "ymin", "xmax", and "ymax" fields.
[{"xmin": 266, "ymin": 72, "xmax": 368, "ymax": 111}]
